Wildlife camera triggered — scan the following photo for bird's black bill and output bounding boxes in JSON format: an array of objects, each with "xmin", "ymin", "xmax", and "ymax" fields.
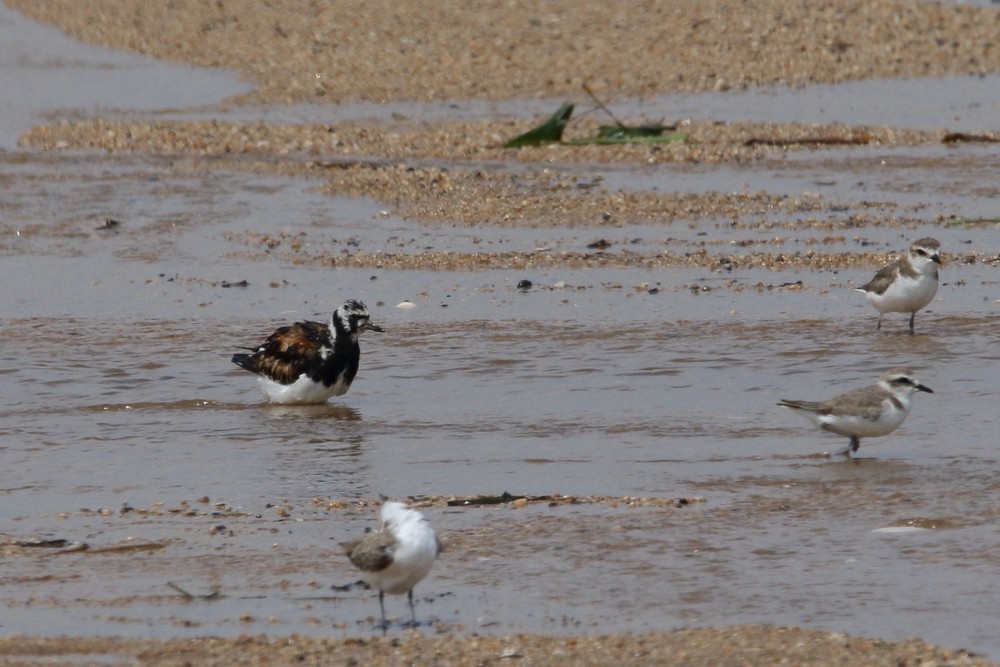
[{"xmin": 916, "ymin": 384, "xmax": 933, "ymax": 393}]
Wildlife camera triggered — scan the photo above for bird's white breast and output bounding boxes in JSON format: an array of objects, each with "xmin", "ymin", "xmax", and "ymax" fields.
[
  {"xmin": 820, "ymin": 396, "xmax": 910, "ymax": 437},
  {"xmin": 866, "ymin": 271, "xmax": 938, "ymax": 314},
  {"xmin": 258, "ymin": 374, "xmax": 346, "ymax": 404},
  {"xmin": 364, "ymin": 514, "xmax": 438, "ymax": 595}
]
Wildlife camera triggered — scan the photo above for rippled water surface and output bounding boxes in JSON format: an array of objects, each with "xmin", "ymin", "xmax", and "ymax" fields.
[
  {"xmin": 2, "ymin": 4, "xmax": 1000, "ymax": 659},
  {"xmin": 2, "ymin": 151, "xmax": 999, "ymax": 653}
]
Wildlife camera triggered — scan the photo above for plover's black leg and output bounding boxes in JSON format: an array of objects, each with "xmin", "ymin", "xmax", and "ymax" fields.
[
  {"xmin": 403, "ymin": 589, "xmax": 419, "ymax": 628},
  {"xmin": 378, "ymin": 590, "xmax": 388, "ymax": 636},
  {"xmin": 838, "ymin": 436, "xmax": 860, "ymax": 457}
]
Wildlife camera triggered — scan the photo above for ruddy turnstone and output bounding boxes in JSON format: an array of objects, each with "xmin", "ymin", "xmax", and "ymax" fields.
[
  {"xmin": 231, "ymin": 299, "xmax": 383, "ymax": 404},
  {"xmin": 342, "ymin": 500, "xmax": 441, "ymax": 633},
  {"xmin": 856, "ymin": 237, "xmax": 941, "ymax": 333},
  {"xmin": 778, "ymin": 368, "xmax": 933, "ymax": 456}
]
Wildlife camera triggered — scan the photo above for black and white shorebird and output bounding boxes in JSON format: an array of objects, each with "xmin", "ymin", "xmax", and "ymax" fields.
[
  {"xmin": 231, "ymin": 299, "xmax": 383, "ymax": 404},
  {"xmin": 856, "ymin": 237, "xmax": 942, "ymax": 333},
  {"xmin": 342, "ymin": 500, "xmax": 441, "ymax": 634},
  {"xmin": 778, "ymin": 368, "xmax": 933, "ymax": 456}
]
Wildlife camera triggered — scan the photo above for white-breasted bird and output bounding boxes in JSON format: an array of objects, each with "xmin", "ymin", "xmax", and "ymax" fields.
[
  {"xmin": 342, "ymin": 500, "xmax": 441, "ymax": 633},
  {"xmin": 232, "ymin": 299, "xmax": 382, "ymax": 404},
  {"xmin": 856, "ymin": 237, "xmax": 941, "ymax": 333},
  {"xmin": 778, "ymin": 368, "xmax": 933, "ymax": 456}
]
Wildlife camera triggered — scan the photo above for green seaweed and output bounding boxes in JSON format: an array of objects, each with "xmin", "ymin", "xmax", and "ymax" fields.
[
  {"xmin": 947, "ymin": 216, "xmax": 1000, "ymax": 226},
  {"xmin": 168, "ymin": 581, "xmax": 224, "ymax": 600},
  {"xmin": 503, "ymin": 92, "xmax": 686, "ymax": 147},
  {"xmin": 503, "ymin": 102, "xmax": 575, "ymax": 147},
  {"xmin": 566, "ymin": 131, "xmax": 687, "ymax": 145}
]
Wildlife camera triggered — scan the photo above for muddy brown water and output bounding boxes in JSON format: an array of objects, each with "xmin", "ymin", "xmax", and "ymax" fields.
[{"xmin": 2, "ymin": 3, "xmax": 1000, "ymax": 658}]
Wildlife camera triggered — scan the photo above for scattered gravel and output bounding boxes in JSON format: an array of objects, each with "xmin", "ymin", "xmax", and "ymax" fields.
[
  {"xmin": 0, "ymin": 629, "xmax": 994, "ymax": 667},
  {"xmin": 8, "ymin": 0, "xmax": 1000, "ymax": 104}
]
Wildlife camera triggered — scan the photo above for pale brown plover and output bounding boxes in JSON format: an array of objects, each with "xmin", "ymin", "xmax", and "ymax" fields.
[
  {"xmin": 231, "ymin": 299, "xmax": 383, "ymax": 404},
  {"xmin": 856, "ymin": 237, "xmax": 941, "ymax": 333},
  {"xmin": 778, "ymin": 368, "xmax": 933, "ymax": 456},
  {"xmin": 342, "ymin": 500, "xmax": 441, "ymax": 633}
]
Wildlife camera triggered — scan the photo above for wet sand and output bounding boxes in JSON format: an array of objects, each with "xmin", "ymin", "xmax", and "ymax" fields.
[{"xmin": 3, "ymin": 0, "xmax": 1000, "ymax": 665}]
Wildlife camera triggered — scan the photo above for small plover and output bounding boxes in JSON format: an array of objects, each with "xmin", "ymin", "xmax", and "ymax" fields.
[
  {"xmin": 231, "ymin": 299, "xmax": 383, "ymax": 404},
  {"xmin": 856, "ymin": 237, "xmax": 941, "ymax": 333},
  {"xmin": 342, "ymin": 500, "xmax": 441, "ymax": 633},
  {"xmin": 778, "ymin": 368, "xmax": 933, "ymax": 456}
]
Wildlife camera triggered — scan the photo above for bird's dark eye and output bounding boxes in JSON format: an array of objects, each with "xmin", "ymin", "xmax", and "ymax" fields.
[{"xmin": 916, "ymin": 249, "xmax": 926, "ymax": 255}]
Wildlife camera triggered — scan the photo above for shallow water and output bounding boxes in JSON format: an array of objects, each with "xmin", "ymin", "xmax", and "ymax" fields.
[
  {"xmin": 0, "ymin": 4, "xmax": 253, "ymax": 150},
  {"xmin": 2, "ymin": 5, "xmax": 1000, "ymax": 659}
]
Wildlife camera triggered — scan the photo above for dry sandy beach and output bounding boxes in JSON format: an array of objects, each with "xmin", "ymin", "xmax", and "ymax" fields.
[{"xmin": 3, "ymin": 0, "xmax": 1000, "ymax": 665}]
